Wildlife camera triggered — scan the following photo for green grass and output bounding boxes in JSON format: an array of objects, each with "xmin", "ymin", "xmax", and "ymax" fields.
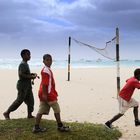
[{"xmin": 0, "ymin": 119, "xmax": 122, "ymax": 140}]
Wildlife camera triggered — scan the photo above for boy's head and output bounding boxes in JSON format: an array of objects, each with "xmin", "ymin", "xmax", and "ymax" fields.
[
  {"xmin": 134, "ymin": 68, "xmax": 140, "ymax": 80},
  {"xmin": 43, "ymin": 54, "xmax": 52, "ymax": 67},
  {"xmin": 20, "ymin": 49, "xmax": 31, "ymax": 61}
]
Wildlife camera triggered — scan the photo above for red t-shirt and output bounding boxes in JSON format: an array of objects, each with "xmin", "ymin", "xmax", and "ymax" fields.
[
  {"xmin": 119, "ymin": 77, "xmax": 140, "ymax": 101},
  {"xmin": 38, "ymin": 66, "xmax": 58, "ymax": 102}
]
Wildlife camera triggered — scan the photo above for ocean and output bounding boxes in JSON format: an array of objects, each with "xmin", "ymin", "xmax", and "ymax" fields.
[{"xmin": 0, "ymin": 58, "xmax": 140, "ymax": 69}]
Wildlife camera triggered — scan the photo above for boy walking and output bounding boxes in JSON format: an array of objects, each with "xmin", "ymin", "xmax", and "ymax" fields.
[
  {"xmin": 3, "ymin": 49, "xmax": 38, "ymax": 119},
  {"xmin": 33, "ymin": 54, "xmax": 69, "ymax": 133},
  {"xmin": 105, "ymin": 68, "xmax": 140, "ymax": 128}
]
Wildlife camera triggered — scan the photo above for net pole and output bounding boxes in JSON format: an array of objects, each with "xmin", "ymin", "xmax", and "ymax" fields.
[
  {"xmin": 68, "ymin": 36, "xmax": 71, "ymax": 81},
  {"xmin": 116, "ymin": 27, "xmax": 120, "ymax": 97}
]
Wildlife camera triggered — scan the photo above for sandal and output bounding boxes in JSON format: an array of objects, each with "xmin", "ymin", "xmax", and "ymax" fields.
[
  {"xmin": 32, "ymin": 126, "xmax": 46, "ymax": 133},
  {"xmin": 58, "ymin": 125, "xmax": 70, "ymax": 132}
]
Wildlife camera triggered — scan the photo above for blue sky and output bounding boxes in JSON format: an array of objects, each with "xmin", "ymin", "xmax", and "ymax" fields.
[{"xmin": 0, "ymin": 0, "xmax": 140, "ymax": 60}]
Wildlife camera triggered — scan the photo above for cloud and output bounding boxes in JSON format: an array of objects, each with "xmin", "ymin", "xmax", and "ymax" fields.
[
  {"xmin": 0, "ymin": 0, "xmax": 140, "ymax": 59},
  {"xmin": 59, "ymin": 0, "xmax": 140, "ymax": 31},
  {"xmin": 1, "ymin": 0, "xmax": 139, "ymax": 36}
]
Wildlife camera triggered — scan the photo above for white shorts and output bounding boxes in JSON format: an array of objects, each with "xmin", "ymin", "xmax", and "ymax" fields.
[{"xmin": 118, "ymin": 97, "xmax": 139, "ymax": 114}]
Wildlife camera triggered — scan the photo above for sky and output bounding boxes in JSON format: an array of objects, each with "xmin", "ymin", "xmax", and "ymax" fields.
[{"xmin": 0, "ymin": 0, "xmax": 140, "ymax": 60}]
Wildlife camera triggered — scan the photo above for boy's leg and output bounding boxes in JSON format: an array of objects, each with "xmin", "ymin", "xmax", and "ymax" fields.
[
  {"xmin": 35, "ymin": 113, "xmax": 42, "ymax": 127},
  {"xmin": 133, "ymin": 106, "xmax": 139, "ymax": 121},
  {"xmin": 105, "ymin": 113, "xmax": 123, "ymax": 128},
  {"xmin": 54, "ymin": 112, "xmax": 70, "ymax": 132},
  {"xmin": 50, "ymin": 101, "xmax": 63, "ymax": 127},
  {"xmin": 108, "ymin": 113, "xmax": 123, "ymax": 123},
  {"xmin": 128, "ymin": 98, "xmax": 140, "ymax": 126},
  {"xmin": 3, "ymin": 90, "xmax": 25, "ymax": 120},
  {"xmin": 24, "ymin": 89, "xmax": 34, "ymax": 118},
  {"xmin": 33, "ymin": 101, "xmax": 49, "ymax": 133},
  {"xmin": 133, "ymin": 106, "xmax": 140, "ymax": 126},
  {"xmin": 50, "ymin": 101, "xmax": 70, "ymax": 131},
  {"xmin": 54, "ymin": 113, "xmax": 63, "ymax": 127},
  {"xmin": 33, "ymin": 113, "xmax": 46, "ymax": 133}
]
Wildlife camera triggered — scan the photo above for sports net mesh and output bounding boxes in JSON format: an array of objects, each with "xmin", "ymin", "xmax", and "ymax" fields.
[{"xmin": 72, "ymin": 36, "xmax": 116, "ymax": 60}]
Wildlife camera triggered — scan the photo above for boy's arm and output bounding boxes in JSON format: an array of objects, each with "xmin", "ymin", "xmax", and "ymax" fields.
[
  {"xmin": 42, "ymin": 84, "xmax": 48, "ymax": 101},
  {"xmin": 19, "ymin": 64, "xmax": 37, "ymax": 79},
  {"xmin": 41, "ymin": 72, "xmax": 49, "ymax": 101},
  {"xmin": 134, "ymin": 80, "xmax": 140, "ymax": 89},
  {"xmin": 19, "ymin": 71, "xmax": 36, "ymax": 79}
]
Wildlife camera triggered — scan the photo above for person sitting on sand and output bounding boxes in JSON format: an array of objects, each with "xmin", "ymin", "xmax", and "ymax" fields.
[
  {"xmin": 33, "ymin": 54, "xmax": 70, "ymax": 133},
  {"xmin": 3, "ymin": 49, "xmax": 38, "ymax": 119},
  {"xmin": 105, "ymin": 68, "xmax": 140, "ymax": 128}
]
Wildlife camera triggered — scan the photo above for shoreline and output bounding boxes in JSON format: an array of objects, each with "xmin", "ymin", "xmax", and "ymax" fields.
[{"xmin": 0, "ymin": 64, "xmax": 137, "ymax": 70}]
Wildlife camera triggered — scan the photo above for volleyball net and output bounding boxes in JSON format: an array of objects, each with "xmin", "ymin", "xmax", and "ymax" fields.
[
  {"xmin": 68, "ymin": 28, "xmax": 120, "ymax": 95},
  {"xmin": 72, "ymin": 36, "xmax": 116, "ymax": 61}
]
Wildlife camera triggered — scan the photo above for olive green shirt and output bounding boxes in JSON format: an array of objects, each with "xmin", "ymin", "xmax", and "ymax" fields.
[{"xmin": 17, "ymin": 61, "xmax": 32, "ymax": 88}]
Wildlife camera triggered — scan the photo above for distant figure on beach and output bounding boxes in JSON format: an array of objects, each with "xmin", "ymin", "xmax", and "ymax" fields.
[
  {"xmin": 105, "ymin": 68, "xmax": 140, "ymax": 128},
  {"xmin": 33, "ymin": 54, "xmax": 70, "ymax": 133},
  {"xmin": 3, "ymin": 49, "xmax": 38, "ymax": 119}
]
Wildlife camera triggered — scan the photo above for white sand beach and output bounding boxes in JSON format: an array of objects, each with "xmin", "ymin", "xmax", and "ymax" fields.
[{"xmin": 1, "ymin": 67, "xmax": 140, "ymax": 140}]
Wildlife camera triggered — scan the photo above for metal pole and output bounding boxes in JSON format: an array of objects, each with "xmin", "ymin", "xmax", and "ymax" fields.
[
  {"xmin": 116, "ymin": 27, "xmax": 120, "ymax": 96},
  {"xmin": 68, "ymin": 36, "xmax": 71, "ymax": 81}
]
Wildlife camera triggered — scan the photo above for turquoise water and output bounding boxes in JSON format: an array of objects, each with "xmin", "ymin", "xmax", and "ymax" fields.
[{"xmin": 0, "ymin": 58, "xmax": 140, "ymax": 69}]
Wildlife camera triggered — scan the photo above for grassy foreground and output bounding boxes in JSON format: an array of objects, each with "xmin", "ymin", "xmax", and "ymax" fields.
[{"xmin": 0, "ymin": 118, "xmax": 122, "ymax": 140}]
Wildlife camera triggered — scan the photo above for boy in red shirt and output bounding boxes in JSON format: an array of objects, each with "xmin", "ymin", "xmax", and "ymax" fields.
[
  {"xmin": 33, "ymin": 54, "xmax": 69, "ymax": 133},
  {"xmin": 105, "ymin": 68, "xmax": 140, "ymax": 128}
]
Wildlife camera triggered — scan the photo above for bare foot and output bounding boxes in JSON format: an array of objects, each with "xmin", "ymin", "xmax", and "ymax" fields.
[{"xmin": 3, "ymin": 112, "xmax": 10, "ymax": 120}]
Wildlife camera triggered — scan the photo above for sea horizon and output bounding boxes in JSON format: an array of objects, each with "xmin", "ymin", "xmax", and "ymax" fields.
[{"xmin": 0, "ymin": 58, "xmax": 140, "ymax": 69}]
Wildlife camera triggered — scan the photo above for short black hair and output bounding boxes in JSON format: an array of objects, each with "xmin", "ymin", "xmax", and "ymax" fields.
[
  {"xmin": 20, "ymin": 49, "xmax": 30, "ymax": 58},
  {"xmin": 43, "ymin": 54, "xmax": 52, "ymax": 60},
  {"xmin": 134, "ymin": 68, "xmax": 140, "ymax": 78}
]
